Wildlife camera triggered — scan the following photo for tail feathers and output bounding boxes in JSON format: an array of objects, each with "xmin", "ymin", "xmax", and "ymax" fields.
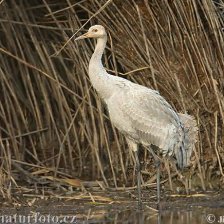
[{"xmin": 176, "ymin": 113, "xmax": 198, "ymax": 168}]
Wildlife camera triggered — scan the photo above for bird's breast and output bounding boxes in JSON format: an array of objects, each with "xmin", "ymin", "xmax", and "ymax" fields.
[{"xmin": 105, "ymin": 95, "xmax": 139, "ymax": 140}]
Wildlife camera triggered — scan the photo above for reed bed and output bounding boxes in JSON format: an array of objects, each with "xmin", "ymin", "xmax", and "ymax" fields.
[{"xmin": 0, "ymin": 0, "xmax": 223, "ymax": 202}]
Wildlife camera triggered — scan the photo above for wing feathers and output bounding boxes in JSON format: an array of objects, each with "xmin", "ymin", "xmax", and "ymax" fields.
[{"xmin": 122, "ymin": 87, "xmax": 180, "ymax": 152}]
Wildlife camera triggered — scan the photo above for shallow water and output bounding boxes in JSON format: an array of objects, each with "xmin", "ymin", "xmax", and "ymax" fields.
[
  {"xmin": 76, "ymin": 207, "xmax": 224, "ymax": 224},
  {"xmin": 0, "ymin": 205, "xmax": 223, "ymax": 224},
  {"xmin": 1, "ymin": 191, "xmax": 224, "ymax": 224}
]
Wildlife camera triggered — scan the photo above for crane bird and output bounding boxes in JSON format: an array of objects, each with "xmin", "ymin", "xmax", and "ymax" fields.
[{"xmin": 75, "ymin": 25, "xmax": 198, "ymax": 209}]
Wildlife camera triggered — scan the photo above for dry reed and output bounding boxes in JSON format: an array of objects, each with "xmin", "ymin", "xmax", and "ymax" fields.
[{"xmin": 0, "ymin": 0, "xmax": 223, "ymax": 202}]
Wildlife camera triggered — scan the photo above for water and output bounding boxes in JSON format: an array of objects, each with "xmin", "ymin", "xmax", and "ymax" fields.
[
  {"xmin": 76, "ymin": 207, "xmax": 224, "ymax": 224},
  {"xmin": 1, "ymin": 191, "xmax": 224, "ymax": 224},
  {"xmin": 0, "ymin": 205, "xmax": 223, "ymax": 223}
]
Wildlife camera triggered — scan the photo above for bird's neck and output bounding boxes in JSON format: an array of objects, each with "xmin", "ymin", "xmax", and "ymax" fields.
[
  {"xmin": 90, "ymin": 36, "xmax": 107, "ymax": 67},
  {"xmin": 88, "ymin": 36, "xmax": 112, "ymax": 99}
]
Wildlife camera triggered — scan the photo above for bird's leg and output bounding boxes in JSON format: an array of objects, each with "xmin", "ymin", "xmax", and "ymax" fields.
[
  {"xmin": 134, "ymin": 150, "xmax": 142, "ymax": 209},
  {"xmin": 148, "ymin": 147, "xmax": 161, "ymax": 207},
  {"xmin": 126, "ymin": 138, "xmax": 142, "ymax": 209}
]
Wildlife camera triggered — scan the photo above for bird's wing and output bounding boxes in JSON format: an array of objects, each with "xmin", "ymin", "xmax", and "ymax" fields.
[
  {"xmin": 178, "ymin": 113, "xmax": 198, "ymax": 145},
  {"xmin": 120, "ymin": 82, "xmax": 182, "ymax": 155},
  {"xmin": 177, "ymin": 113, "xmax": 198, "ymax": 164}
]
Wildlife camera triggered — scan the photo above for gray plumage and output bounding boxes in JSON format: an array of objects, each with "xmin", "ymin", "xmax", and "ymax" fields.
[{"xmin": 75, "ymin": 25, "xmax": 198, "ymax": 169}]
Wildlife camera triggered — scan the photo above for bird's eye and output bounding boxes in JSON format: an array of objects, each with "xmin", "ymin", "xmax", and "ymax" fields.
[{"xmin": 92, "ymin": 29, "xmax": 98, "ymax": 32}]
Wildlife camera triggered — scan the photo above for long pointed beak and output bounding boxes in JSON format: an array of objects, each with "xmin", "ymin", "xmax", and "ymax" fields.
[{"xmin": 75, "ymin": 32, "xmax": 89, "ymax": 41}]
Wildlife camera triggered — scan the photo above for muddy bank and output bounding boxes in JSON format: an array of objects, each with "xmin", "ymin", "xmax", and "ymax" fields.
[{"xmin": 0, "ymin": 190, "xmax": 223, "ymax": 223}]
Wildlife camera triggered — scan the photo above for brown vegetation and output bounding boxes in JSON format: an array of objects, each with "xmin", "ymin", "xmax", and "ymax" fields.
[{"xmin": 0, "ymin": 0, "xmax": 223, "ymax": 203}]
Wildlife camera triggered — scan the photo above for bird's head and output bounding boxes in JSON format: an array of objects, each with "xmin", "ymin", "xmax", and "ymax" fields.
[{"xmin": 75, "ymin": 25, "xmax": 106, "ymax": 40}]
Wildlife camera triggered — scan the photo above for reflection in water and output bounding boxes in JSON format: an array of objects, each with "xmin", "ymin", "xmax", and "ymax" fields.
[
  {"xmin": 0, "ymin": 203, "xmax": 223, "ymax": 223},
  {"xmin": 76, "ymin": 207, "xmax": 224, "ymax": 224}
]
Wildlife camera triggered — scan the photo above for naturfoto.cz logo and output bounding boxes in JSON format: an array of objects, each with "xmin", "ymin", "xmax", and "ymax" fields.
[{"xmin": 0, "ymin": 212, "xmax": 77, "ymax": 223}]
